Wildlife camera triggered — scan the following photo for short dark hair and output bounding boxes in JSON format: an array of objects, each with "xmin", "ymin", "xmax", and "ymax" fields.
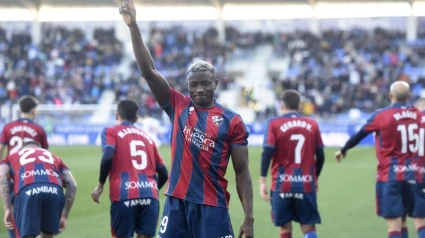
[
  {"xmin": 23, "ymin": 140, "xmax": 41, "ymax": 148},
  {"xmin": 19, "ymin": 96, "xmax": 39, "ymax": 113},
  {"xmin": 117, "ymin": 100, "xmax": 139, "ymax": 122},
  {"xmin": 187, "ymin": 61, "xmax": 216, "ymax": 77},
  {"xmin": 281, "ymin": 90, "xmax": 301, "ymax": 111}
]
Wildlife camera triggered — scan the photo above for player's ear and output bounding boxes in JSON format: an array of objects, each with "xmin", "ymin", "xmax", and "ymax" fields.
[
  {"xmin": 388, "ymin": 92, "xmax": 393, "ymax": 101},
  {"xmin": 134, "ymin": 115, "xmax": 139, "ymax": 122},
  {"xmin": 115, "ymin": 113, "xmax": 119, "ymax": 121},
  {"xmin": 214, "ymin": 79, "xmax": 218, "ymax": 89}
]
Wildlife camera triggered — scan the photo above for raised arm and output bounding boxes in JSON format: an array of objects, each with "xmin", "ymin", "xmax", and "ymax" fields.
[
  {"xmin": 231, "ymin": 146, "xmax": 254, "ymax": 238},
  {"xmin": 119, "ymin": 0, "xmax": 171, "ymax": 105}
]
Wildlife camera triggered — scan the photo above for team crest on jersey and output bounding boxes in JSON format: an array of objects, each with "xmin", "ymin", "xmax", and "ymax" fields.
[{"xmin": 212, "ymin": 116, "xmax": 223, "ymax": 126}]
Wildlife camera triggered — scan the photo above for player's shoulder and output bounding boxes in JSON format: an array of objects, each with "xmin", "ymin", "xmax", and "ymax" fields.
[{"xmin": 215, "ymin": 103, "xmax": 242, "ymax": 119}]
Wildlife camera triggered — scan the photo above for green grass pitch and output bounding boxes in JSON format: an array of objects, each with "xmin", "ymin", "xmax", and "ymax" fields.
[{"xmin": 0, "ymin": 146, "xmax": 417, "ymax": 237}]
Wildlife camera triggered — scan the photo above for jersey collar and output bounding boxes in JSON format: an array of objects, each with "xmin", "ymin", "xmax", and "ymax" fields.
[
  {"xmin": 282, "ymin": 112, "xmax": 301, "ymax": 118},
  {"xmin": 120, "ymin": 121, "xmax": 134, "ymax": 126},
  {"xmin": 391, "ymin": 102, "xmax": 409, "ymax": 108},
  {"xmin": 17, "ymin": 118, "xmax": 35, "ymax": 123}
]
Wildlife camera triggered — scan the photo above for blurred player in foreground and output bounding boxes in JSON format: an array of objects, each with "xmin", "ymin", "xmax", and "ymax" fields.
[
  {"xmin": 91, "ymin": 100, "xmax": 169, "ymax": 238},
  {"xmin": 260, "ymin": 90, "xmax": 325, "ymax": 238},
  {"xmin": 0, "ymin": 141, "xmax": 77, "ymax": 238},
  {"xmin": 0, "ymin": 96, "xmax": 49, "ymax": 238},
  {"xmin": 335, "ymin": 81, "xmax": 425, "ymax": 238},
  {"xmin": 0, "ymin": 96, "xmax": 48, "ymax": 157},
  {"xmin": 120, "ymin": 1, "xmax": 254, "ymax": 237}
]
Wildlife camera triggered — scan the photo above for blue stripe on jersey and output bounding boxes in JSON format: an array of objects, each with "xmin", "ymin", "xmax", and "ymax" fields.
[
  {"xmin": 167, "ymin": 105, "xmax": 190, "ymax": 194},
  {"xmin": 208, "ymin": 117, "xmax": 230, "ymax": 207},
  {"xmin": 34, "ymin": 163, "xmax": 50, "ymax": 184},
  {"xmin": 274, "ymin": 166, "xmax": 285, "ymax": 191},
  {"xmin": 263, "ymin": 119, "xmax": 272, "ymax": 146},
  {"xmin": 18, "ymin": 166, "xmax": 24, "ymax": 190},
  {"xmin": 186, "ymin": 110, "xmax": 209, "ymax": 201},
  {"xmin": 405, "ymin": 159, "xmax": 414, "ymax": 181},
  {"xmin": 137, "ymin": 174, "xmax": 152, "ymax": 198},
  {"xmin": 120, "ymin": 172, "xmax": 129, "ymax": 201},
  {"xmin": 290, "ymin": 168, "xmax": 300, "ymax": 191},
  {"xmin": 100, "ymin": 128, "xmax": 107, "ymax": 148}
]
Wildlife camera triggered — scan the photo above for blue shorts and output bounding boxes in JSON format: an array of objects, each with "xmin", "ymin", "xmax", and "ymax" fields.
[
  {"xmin": 157, "ymin": 196, "xmax": 234, "ymax": 238},
  {"xmin": 111, "ymin": 198, "xmax": 159, "ymax": 237},
  {"xmin": 270, "ymin": 191, "xmax": 321, "ymax": 226},
  {"xmin": 375, "ymin": 181, "xmax": 423, "ymax": 218},
  {"xmin": 14, "ymin": 183, "xmax": 64, "ymax": 237}
]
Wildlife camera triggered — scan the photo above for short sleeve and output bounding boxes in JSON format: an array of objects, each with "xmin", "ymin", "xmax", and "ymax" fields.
[
  {"xmin": 263, "ymin": 119, "xmax": 275, "ymax": 148},
  {"xmin": 363, "ymin": 110, "xmax": 382, "ymax": 132},
  {"xmin": 229, "ymin": 115, "xmax": 249, "ymax": 147},
  {"xmin": 58, "ymin": 157, "xmax": 69, "ymax": 173},
  {"xmin": 101, "ymin": 128, "xmax": 116, "ymax": 149},
  {"xmin": 159, "ymin": 88, "xmax": 191, "ymax": 118}
]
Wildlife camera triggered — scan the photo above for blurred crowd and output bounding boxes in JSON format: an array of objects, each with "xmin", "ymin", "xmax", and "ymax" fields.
[
  {"xmin": 273, "ymin": 28, "xmax": 425, "ymax": 117},
  {"xmin": 4, "ymin": 24, "xmax": 425, "ymax": 121}
]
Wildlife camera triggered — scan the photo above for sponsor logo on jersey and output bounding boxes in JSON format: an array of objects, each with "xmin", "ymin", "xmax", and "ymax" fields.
[
  {"xmin": 25, "ymin": 186, "xmax": 58, "ymax": 196},
  {"xmin": 279, "ymin": 174, "xmax": 313, "ymax": 183},
  {"xmin": 125, "ymin": 181, "xmax": 158, "ymax": 190},
  {"xmin": 393, "ymin": 164, "xmax": 425, "ymax": 173},
  {"xmin": 279, "ymin": 193, "xmax": 304, "ymax": 199},
  {"xmin": 183, "ymin": 126, "xmax": 215, "ymax": 151},
  {"xmin": 123, "ymin": 198, "xmax": 151, "ymax": 207},
  {"xmin": 21, "ymin": 169, "xmax": 60, "ymax": 181}
]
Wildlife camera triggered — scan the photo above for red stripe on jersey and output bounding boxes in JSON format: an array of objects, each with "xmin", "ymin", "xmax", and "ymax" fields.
[
  {"xmin": 148, "ymin": 177, "xmax": 158, "ymax": 200},
  {"xmin": 202, "ymin": 109, "xmax": 223, "ymax": 206},
  {"xmin": 396, "ymin": 159, "xmax": 405, "ymax": 181},
  {"xmin": 219, "ymin": 142, "xmax": 230, "ymax": 205},
  {"xmin": 281, "ymin": 169, "xmax": 292, "ymax": 192},
  {"xmin": 172, "ymin": 112, "xmax": 199, "ymax": 198}
]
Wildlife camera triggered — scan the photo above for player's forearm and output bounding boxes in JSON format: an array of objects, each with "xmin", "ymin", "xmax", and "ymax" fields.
[
  {"xmin": 99, "ymin": 150, "xmax": 113, "ymax": 184},
  {"xmin": 236, "ymin": 169, "xmax": 254, "ymax": 220},
  {"xmin": 62, "ymin": 172, "xmax": 77, "ymax": 218},
  {"xmin": 315, "ymin": 147, "xmax": 325, "ymax": 177},
  {"xmin": 128, "ymin": 23, "xmax": 158, "ymax": 79},
  {"xmin": 341, "ymin": 129, "xmax": 370, "ymax": 154},
  {"xmin": 0, "ymin": 173, "xmax": 11, "ymax": 210},
  {"xmin": 260, "ymin": 146, "xmax": 274, "ymax": 177}
]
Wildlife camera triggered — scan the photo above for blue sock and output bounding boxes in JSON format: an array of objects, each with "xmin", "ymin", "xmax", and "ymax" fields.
[
  {"xmin": 418, "ymin": 226, "xmax": 425, "ymax": 238},
  {"xmin": 304, "ymin": 231, "xmax": 318, "ymax": 238},
  {"xmin": 402, "ymin": 227, "xmax": 408, "ymax": 238},
  {"xmin": 389, "ymin": 231, "xmax": 402, "ymax": 238}
]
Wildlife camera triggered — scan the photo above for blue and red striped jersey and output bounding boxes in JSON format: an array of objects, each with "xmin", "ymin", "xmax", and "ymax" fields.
[
  {"xmin": 264, "ymin": 113, "xmax": 323, "ymax": 193},
  {"xmin": 0, "ymin": 147, "xmax": 68, "ymax": 195},
  {"xmin": 362, "ymin": 103, "xmax": 421, "ymax": 182},
  {"xmin": 415, "ymin": 111, "xmax": 425, "ymax": 183},
  {"xmin": 160, "ymin": 88, "xmax": 249, "ymax": 209},
  {"xmin": 102, "ymin": 122, "xmax": 165, "ymax": 202},
  {"xmin": 0, "ymin": 118, "xmax": 48, "ymax": 156}
]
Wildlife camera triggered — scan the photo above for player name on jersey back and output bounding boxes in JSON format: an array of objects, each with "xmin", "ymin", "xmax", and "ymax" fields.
[
  {"xmin": 393, "ymin": 111, "xmax": 417, "ymax": 120},
  {"xmin": 280, "ymin": 120, "xmax": 312, "ymax": 132},
  {"xmin": 117, "ymin": 127, "xmax": 154, "ymax": 144},
  {"xmin": 10, "ymin": 125, "xmax": 38, "ymax": 137}
]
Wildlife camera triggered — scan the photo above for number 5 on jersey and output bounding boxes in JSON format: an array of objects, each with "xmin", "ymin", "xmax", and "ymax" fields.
[{"xmin": 130, "ymin": 140, "xmax": 148, "ymax": 170}]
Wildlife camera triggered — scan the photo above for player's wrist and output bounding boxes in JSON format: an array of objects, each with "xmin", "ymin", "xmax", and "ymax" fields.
[{"xmin": 244, "ymin": 217, "xmax": 254, "ymax": 222}]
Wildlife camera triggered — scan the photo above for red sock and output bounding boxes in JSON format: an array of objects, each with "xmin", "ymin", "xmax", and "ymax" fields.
[{"xmin": 280, "ymin": 233, "xmax": 292, "ymax": 238}]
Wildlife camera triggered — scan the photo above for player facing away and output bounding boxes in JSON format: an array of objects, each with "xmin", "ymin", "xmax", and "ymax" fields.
[
  {"xmin": 0, "ymin": 96, "xmax": 49, "ymax": 157},
  {"xmin": 0, "ymin": 96, "xmax": 49, "ymax": 238},
  {"xmin": 0, "ymin": 141, "xmax": 77, "ymax": 238},
  {"xmin": 335, "ymin": 81, "xmax": 425, "ymax": 238},
  {"xmin": 91, "ymin": 100, "xmax": 169, "ymax": 238},
  {"xmin": 260, "ymin": 90, "xmax": 325, "ymax": 238},
  {"xmin": 120, "ymin": 1, "xmax": 254, "ymax": 238}
]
